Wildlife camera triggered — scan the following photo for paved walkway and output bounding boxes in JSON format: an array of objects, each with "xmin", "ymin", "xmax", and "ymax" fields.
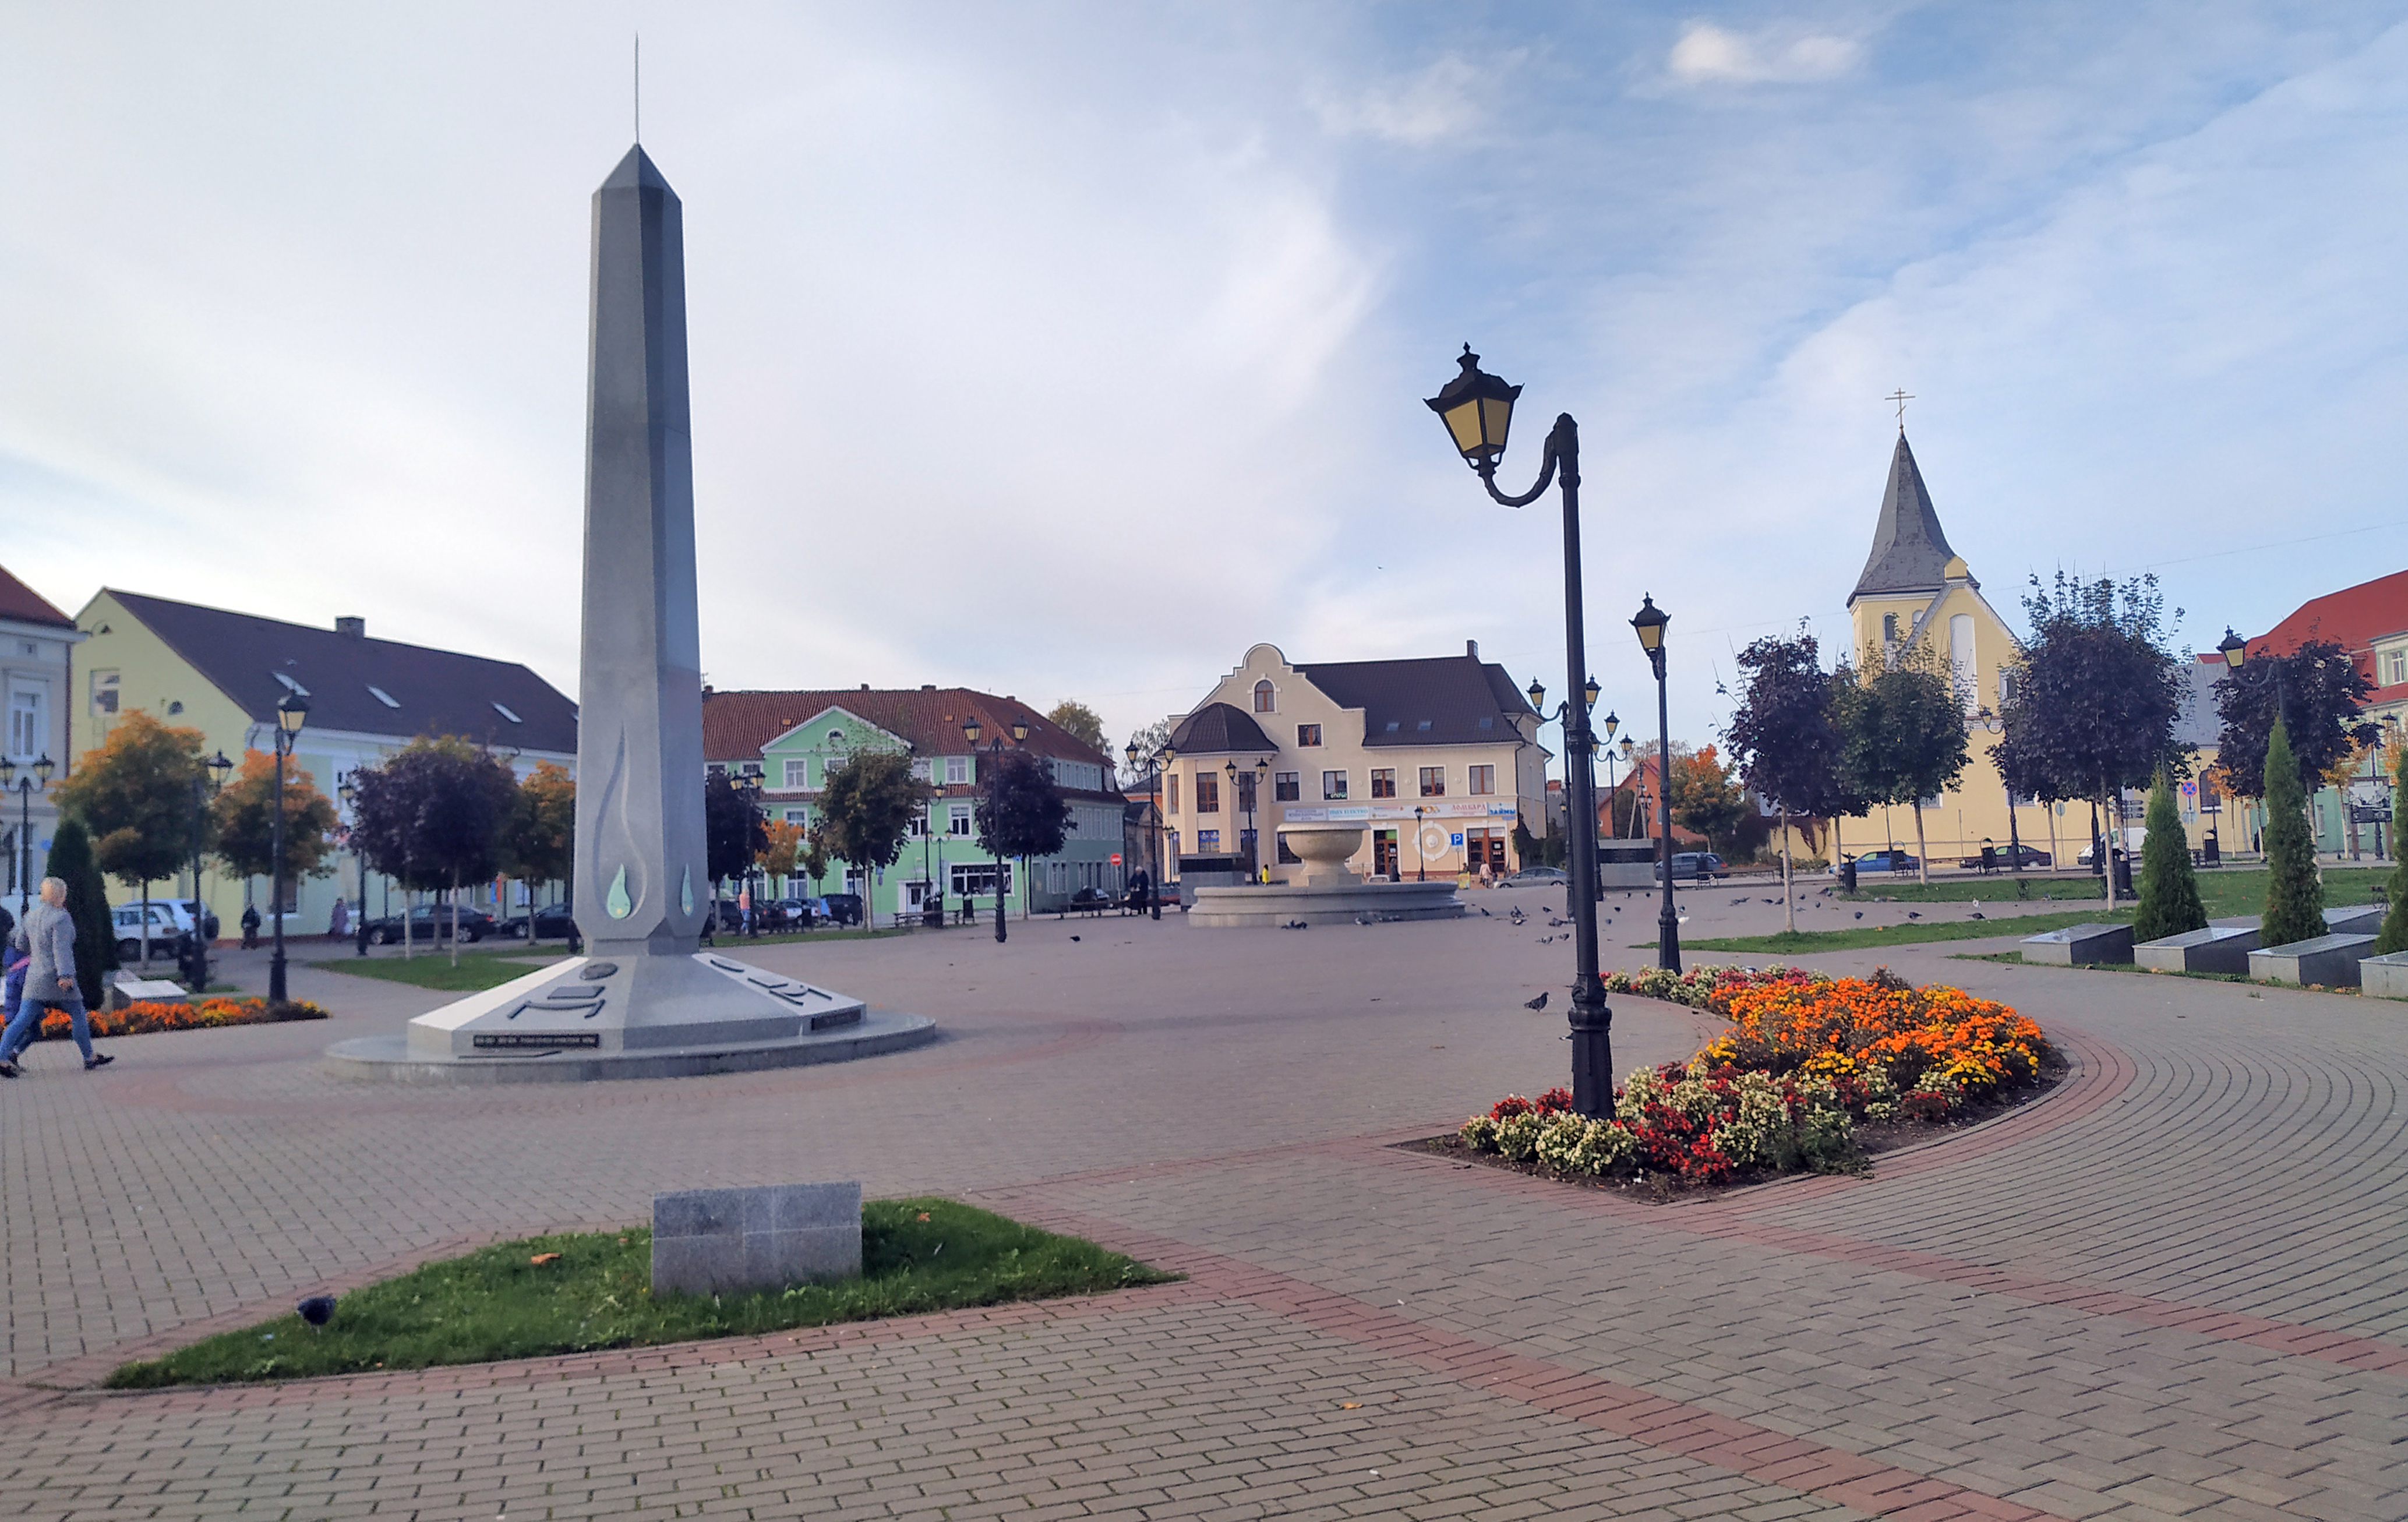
[{"xmin": 0, "ymin": 885, "xmax": 2400, "ymax": 1520}]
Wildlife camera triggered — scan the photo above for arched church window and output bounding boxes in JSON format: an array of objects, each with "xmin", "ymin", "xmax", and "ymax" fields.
[
  {"xmin": 1254, "ymin": 680, "xmax": 1274, "ymax": 713},
  {"xmin": 1882, "ymin": 613, "xmax": 1899, "ymax": 644}
]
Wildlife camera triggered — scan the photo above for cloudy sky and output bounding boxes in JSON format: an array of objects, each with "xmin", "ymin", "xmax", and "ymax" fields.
[{"xmin": 6, "ymin": 3, "xmax": 2404, "ymax": 767}]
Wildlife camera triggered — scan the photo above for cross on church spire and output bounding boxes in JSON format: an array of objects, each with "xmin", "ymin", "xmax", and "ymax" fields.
[{"xmin": 1886, "ymin": 389, "xmax": 1914, "ymax": 432}]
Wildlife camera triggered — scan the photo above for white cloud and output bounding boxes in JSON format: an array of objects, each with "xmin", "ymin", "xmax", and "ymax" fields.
[
  {"xmin": 1311, "ymin": 54, "xmax": 1492, "ymax": 145},
  {"xmin": 1668, "ymin": 21, "xmax": 1860, "ymax": 84}
]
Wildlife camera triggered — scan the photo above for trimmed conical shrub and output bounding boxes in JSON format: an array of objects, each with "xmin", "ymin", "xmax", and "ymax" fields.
[
  {"xmin": 44, "ymin": 816, "xmax": 121, "ymax": 1012},
  {"xmin": 2375, "ymin": 854, "xmax": 2408, "ymax": 956},
  {"xmin": 2132, "ymin": 769, "xmax": 2207, "ymax": 943},
  {"xmin": 2259, "ymin": 720, "xmax": 2325, "ymax": 950}
]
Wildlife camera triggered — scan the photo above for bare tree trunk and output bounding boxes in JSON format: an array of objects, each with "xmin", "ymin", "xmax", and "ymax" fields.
[
  {"xmin": 1912, "ymin": 806, "xmax": 1930, "ymax": 886},
  {"xmin": 403, "ymin": 887, "xmax": 414, "ymax": 960},
  {"xmin": 449, "ymin": 871, "xmax": 460, "ymax": 968},
  {"xmin": 140, "ymin": 880, "xmax": 153, "ymax": 965},
  {"xmin": 1781, "ymin": 809, "xmax": 1795, "ymax": 935}
]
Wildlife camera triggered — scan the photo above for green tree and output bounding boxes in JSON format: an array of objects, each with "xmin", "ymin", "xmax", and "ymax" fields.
[
  {"xmin": 52, "ymin": 710, "xmax": 209, "ymax": 963},
  {"xmin": 1669, "ymin": 745, "xmax": 1750, "ymax": 857},
  {"xmin": 212, "ymin": 748, "xmax": 340, "ymax": 889},
  {"xmin": 2259, "ymin": 720, "xmax": 2324, "ymax": 949},
  {"xmin": 2131, "ymin": 769, "xmax": 2207, "ymax": 943},
  {"xmin": 497, "ymin": 761, "xmax": 575, "ymax": 938},
  {"xmin": 811, "ymin": 751, "xmax": 932, "ymax": 914},
  {"xmin": 1725, "ymin": 630, "xmax": 1863, "ymax": 931},
  {"xmin": 703, "ymin": 771, "xmax": 768, "ymax": 893},
  {"xmin": 1839, "ymin": 651, "xmax": 1971, "ymax": 885},
  {"xmin": 45, "ymin": 815, "xmax": 119, "ymax": 1012},
  {"xmin": 1120, "ymin": 716, "xmax": 1175, "ymax": 786},
  {"xmin": 348, "ymin": 738, "xmax": 518, "ymax": 963},
  {"xmin": 1046, "ymin": 701, "xmax": 1108, "ymax": 757},
  {"xmin": 976, "ymin": 747, "xmax": 1071, "ymax": 929}
]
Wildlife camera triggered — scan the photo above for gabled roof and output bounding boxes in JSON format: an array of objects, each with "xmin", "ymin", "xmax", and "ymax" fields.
[
  {"xmin": 701, "ymin": 687, "xmax": 1122, "ymax": 796},
  {"xmin": 1292, "ymin": 653, "xmax": 1536, "ymax": 747},
  {"xmin": 1167, "ymin": 702, "xmax": 1276, "ymax": 755},
  {"xmin": 0, "ymin": 565, "xmax": 74, "ymax": 629},
  {"xmin": 2251, "ymin": 567, "xmax": 2408, "ymax": 688},
  {"xmin": 1849, "ymin": 433, "xmax": 1959, "ymax": 605},
  {"xmin": 98, "ymin": 591, "xmax": 577, "ymax": 753}
]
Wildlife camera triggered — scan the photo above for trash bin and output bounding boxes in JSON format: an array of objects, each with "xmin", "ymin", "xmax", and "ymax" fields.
[
  {"xmin": 2112, "ymin": 851, "xmax": 2133, "ymax": 895},
  {"xmin": 1838, "ymin": 856, "xmax": 1859, "ymax": 895},
  {"xmin": 2204, "ymin": 831, "xmax": 2220, "ymax": 867}
]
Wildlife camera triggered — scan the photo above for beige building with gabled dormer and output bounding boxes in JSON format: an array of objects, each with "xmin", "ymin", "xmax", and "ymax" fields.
[
  {"xmin": 1162, "ymin": 642, "xmax": 1549, "ymax": 881},
  {"xmin": 1838, "ymin": 432, "xmax": 2056, "ymax": 866}
]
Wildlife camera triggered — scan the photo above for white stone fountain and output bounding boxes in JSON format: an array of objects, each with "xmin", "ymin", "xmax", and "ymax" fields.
[{"xmin": 1185, "ymin": 822, "xmax": 1466, "ymax": 928}]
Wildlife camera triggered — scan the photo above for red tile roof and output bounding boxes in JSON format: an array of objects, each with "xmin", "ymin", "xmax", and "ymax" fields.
[
  {"xmin": 2241, "ymin": 568, "xmax": 2408, "ymax": 687},
  {"xmin": 701, "ymin": 687, "xmax": 1121, "ymax": 796},
  {"xmin": 0, "ymin": 565, "xmax": 73, "ymax": 629}
]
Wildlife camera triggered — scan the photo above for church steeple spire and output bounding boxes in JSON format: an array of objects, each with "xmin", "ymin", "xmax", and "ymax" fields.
[{"xmin": 1848, "ymin": 432, "xmax": 1959, "ymax": 606}]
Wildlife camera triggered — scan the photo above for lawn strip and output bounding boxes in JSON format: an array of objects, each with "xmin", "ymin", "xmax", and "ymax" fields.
[
  {"xmin": 107, "ymin": 1198, "xmax": 1178, "ymax": 1388},
  {"xmin": 305, "ymin": 951, "xmax": 566, "ymax": 991},
  {"xmin": 1658, "ymin": 908, "xmax": 2123, "ymax": 955}
]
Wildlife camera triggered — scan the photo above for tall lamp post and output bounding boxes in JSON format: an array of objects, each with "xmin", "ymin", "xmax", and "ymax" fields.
[
  {"xmin": 1597, "ymin": 709, "xmax": 1620, "ymax": 841},
  {"xmin": 1, "ymin": 753, "xmax": 54, "ymax": 920},
  {"xmin": 1528, "ymin": 676, "xmax": 1602, "ymax": 891},
  {"xmin": 1973, "ymin": 709, "xmax": 2024, "ymax": 873},
  {"xmin": 1426, "ymin": 345, "xmax": 1613, "ymax": 1114},
  {"xmin": 1224, "ymin": 758, "xmax": 1269, "ymax": 880},
  {"xmin": 1632, "ymin": 595, "xmax": 1679, "ymax": 974},
  {"xmin": 1125, "ymin": 740, "xmax": 1168, "ymax": 920},
  {"xmin": 186, "ymin": 750, "xmax": 234, "ymax": 990},
  {"xmin": 1616, "ymin": 736, "xmax": 1635, "ymax": 836},
  {"xmin": 268, "ymin": 691, "xmax": 308, "ymax": 1004},
  {"xmin": 338, "ymin": 777, "xmax": 372, "ymax": 956},
  {"xmin": 961, "ymin": 714, "xmax": 1029, "ymax": 943}
]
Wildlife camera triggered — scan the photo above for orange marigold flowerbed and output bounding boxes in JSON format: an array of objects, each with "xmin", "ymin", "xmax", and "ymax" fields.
[
  {"xmin": 1452, "ymin": 966, "xmax": 2056, "ymax": 1189},
  {"xmin": 33, "ymin": 997, "xmax": 328, "ymax": 1042}
]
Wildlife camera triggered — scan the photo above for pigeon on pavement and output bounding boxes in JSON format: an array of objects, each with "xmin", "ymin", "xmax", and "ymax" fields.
[
  {"xmin": 1070, "ymin": 935, "xmax": 1081, "ymax": 941},
  {"xmin": 1478, "ymin": 905, "xmax": 1492, "ymax": 916},
  {"xmin": 1524, "ymin": 991, "xmax": 1550, "ymax": 1011},
  {"xmin": 298, "ymin": 1295, "xmax": 336, "ymax": 1327},
  {"xmin": 1906, "ymin": 912, "xmax": 1922, "ymax": 920},
  {"xmin": 1854, "ymin": 911, "xmax": 1865, "ymax": 920}
]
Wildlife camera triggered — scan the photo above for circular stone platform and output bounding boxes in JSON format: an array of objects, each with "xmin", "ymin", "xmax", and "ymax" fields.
[
  {"xmin": 326, "ymin": 1008, "xmax": 938, "ymax": 1083},
  {"xmin": 1185, "ymin": 878, "xmax": 1465, "ymax": 928}
]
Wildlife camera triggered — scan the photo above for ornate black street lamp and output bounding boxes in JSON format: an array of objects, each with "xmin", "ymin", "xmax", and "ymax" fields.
[
  {"xmin": 961, "ymin": 714, "xmax": 1029, "ymax": 943},
  {"xmin": 1125, "ymin": 740, "xmax": 1167, "ymax": 920},
  {"xmin": 269, "ymin": 690, "xmax": 308, "ymax": 1004},
  {"xmin": 1427, "ymin": 344, "xmax": 1614, "ymax": 1113},
  {"xmin": 186, "ymin": 750, "xmax": 233, "ymax": 989},
  {"xmin": 1632, "ymin": 594, "xmax": 1679, "ymax": 974},
  {"xmin": 1223, "ymin": 757, "xmax": 1270, "ymax": 880},
  {"xmin": 0, "ymin": 753, "xmax": 54, "ymax": 920},
  {"xmin": 1973, "ymin": 709, "xmax": 2025, "ymax": 874},
  {"xmin": 338, "ymin": 776, "xmax": 373, "ymax": 956},
  {"xmin": 1616, "ymin": 736, "xmax": 1635, "ymax": 836},
  {"xmin": 735, "ymin": 769, "xmax": 765, "ymax": 935},
  {"xmin": 1527, "ymin": 675, "xmax": 1602, "ymax": 880}
]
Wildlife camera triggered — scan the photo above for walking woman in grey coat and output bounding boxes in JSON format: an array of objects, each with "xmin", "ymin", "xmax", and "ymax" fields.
[{"xmin": 0, "ymin": 877, "xmax": 111, "ymax": 1075}]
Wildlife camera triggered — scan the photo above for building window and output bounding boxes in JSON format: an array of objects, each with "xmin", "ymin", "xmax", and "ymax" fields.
[
  {"xmin": 1274, "ymin": 771, "xmax": 1300, "ymax": 801},
  {"xmin": 948, "ymin": 804, "xmax": 973, "ymax": 836},
  {"xmin": 784, "ymin": 808, "xmax": 808, "ymax": 826},
  {"xmin": 1469, "ymin": 764, "xmax": 1495, "ymax": 796},
  {"xmin": 1371, "ymin": 768, "xmax": 1396, "ymax": 799},
  {"xmin": 1998, "ymin": 669, "xmax": 2019, "ymax": 707},
  {"xmin": 1883, "ymin": 612, "xmax": 1899, "ymax": 643},
  {"xmin": 1253, "ymin": 680, "xmax": 1274, "ymax": 713},
  {"xmin": 947, "ymin": 861, "xmax": 1014, "ymax": 896},
  {"xmin": 7, "ymin": 686, "xmax": 45, "ymax": 761},
  {"xmin": 1322, "ymin": 770, "xmax": 1347, "ymax": 800},
  {"xmin": 1167, "ymin": 829, "xmax": 1180, "ymax": 859},
  {"xmin": 907, "ymin": 806, "xmax": 929, "ymax": 837},
  {"xmin": 2386, "ymin": 649, "xmax": 2407, "ymax": 686},
  {"xmin": 1236, "ymin": 771, "xmax": 1258, "ymax": 811},
  {"xmin": 1196, "ymin": 774, "xmax": 1220, "ymax": 814},
  {"xmin": 89, "ymin": 670, "xmax": 118, "ymax": 718},
  {"xmin": 1296, "ymin": 723, "xmax": 1322, "ymax": 747},
  {"xmin": 1419, "ymin": 767, "xmax": 1446, "ymax": 797},
  {"xmin": 944, "ymin": 755, "xmax": 969, "ymax": 785},
  {"xmin": 1198, "ymin": 829, "xmax": 1220, "ymax": 851},
  {"xmin": 1168, "ymin": 774, "xmax": 1180, "ymax": 814},
  {"xmin": 783, "ymin": 759, "xmax": 808, "ymax": 787},
  {"xmin": 1277, "ymin": 835, "xmax": 1301, "ymax": 864}
]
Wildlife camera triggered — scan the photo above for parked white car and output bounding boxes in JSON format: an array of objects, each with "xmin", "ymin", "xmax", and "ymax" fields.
[{"xmin": 109, "ymin": 901, "xmax": 195, "ymax": 960}]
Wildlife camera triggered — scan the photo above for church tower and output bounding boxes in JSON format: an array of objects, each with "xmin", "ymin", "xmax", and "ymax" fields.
[{"xmin": 1839, "ymin": 431, "xmax": 2038, "ymax": 864}]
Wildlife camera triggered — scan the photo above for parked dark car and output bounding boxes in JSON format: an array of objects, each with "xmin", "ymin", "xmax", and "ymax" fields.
[
  {"xmin": 1062, "ymin": 886, "xmax": 1116, "ymax": 914},
  {"xmin": 1654, "ymin": 851, "xmax": 1726, "ymax": 881},
  {"xmin": 499, "ymin": 903, "xmax": 578, "ymax": 940},
  {"xmin": 1958, "ymin": 844, "xmax": 2052, "ymax": 870},
  {"xmin": 363, "ymin": 904, "xmax": 497, "ymax": 945},
  {"xmin": 1499, "ymin": 866, "xmax": 1569, "ymax": 886},
  {"xmin": 1845, "ymin": 849, "xmax": 1919, "ymax": 874},
  {"xmin": 820, "ymin": 893, "xmax": 865, "ymax": 927}
]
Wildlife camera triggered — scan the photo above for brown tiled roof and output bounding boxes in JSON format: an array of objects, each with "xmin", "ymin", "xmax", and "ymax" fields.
[
  {"xmin": 1291, "ymin": 653, "xmax": 1537, "ymax": 747},
  {"xmin": 0, "ymin": 565, "xmax": 73, "ymax": 628},
  {"xmin": 701, "ymin": 687, "xmax": 1122, "ymax": 796},
  {"xmin": 105, "ymin": 591, "xmax": 577, "ymax": 753},
  {"xmin": 1166, "ymin": 702, "xmax": 1276, "ymax": 755}
]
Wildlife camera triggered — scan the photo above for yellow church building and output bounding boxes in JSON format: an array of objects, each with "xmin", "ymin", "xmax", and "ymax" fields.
[{"xmin": 1832, "ymin": 432, "xmax": 2075, "ymax": 868}]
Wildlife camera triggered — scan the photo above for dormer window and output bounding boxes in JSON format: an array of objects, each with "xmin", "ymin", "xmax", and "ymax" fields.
[
  {"xmin": 368, "ymin": 686, "xmax": 400, "ymax": 708},
  {"xmin": 273, "ymin": 672, "xmax": 310, "ymax": 697},
  {"xmin": 492, "ymin": 702, "xmax": 522, "ymax": 723},
  {"xmin": 1253, "ymin": 680, "xmax": 1274, "ymax": 714}
]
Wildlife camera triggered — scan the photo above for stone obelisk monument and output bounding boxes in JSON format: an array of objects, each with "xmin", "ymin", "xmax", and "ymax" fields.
[{"xmin": 331, "ymin": 147, "xmax": 933, "ymax": 1080}]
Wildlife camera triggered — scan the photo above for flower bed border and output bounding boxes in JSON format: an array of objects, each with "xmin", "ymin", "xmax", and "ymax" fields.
[{"xmin": 29, "ymin": 997, "xmax": 327, "ymax": 1043}]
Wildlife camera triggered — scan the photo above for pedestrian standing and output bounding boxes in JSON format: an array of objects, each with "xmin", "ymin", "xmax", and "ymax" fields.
[
  {"xmin": 240, "ymin": 903, "xmax": 260, "ymax": 949},
  {"xmin": 0, "ymin": 939, "xmax": 27, "ymax": 1078},
  {"xmin": 0, "ymin": 877, "xmax": 111, "ymax": 1073},
  {"xmin": 329, "ymin": 897, "xmax": 350, "ymax": 941}
]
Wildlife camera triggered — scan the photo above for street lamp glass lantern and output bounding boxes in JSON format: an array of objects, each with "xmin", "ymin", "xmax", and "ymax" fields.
[
  {"xmin": 2218, "ymin": 627, "xmax": 2247, "ymax": 670},
  {"xmin": 1422, "ymin": 345, "xmax": 1521, "ymax": 466},
  {"xmin": 1125, "ymin": 741, "xmax": 1139, "ymax": 767},
  {"xmin": 1526, "ymin": 678, "xmax": 1545, "ymax": 712},
  {"xmin": 1602, "ymin": 710, "xmax": 1619, "ymax": 743},
  {"xmin": 1224, "ymin": 760, "xmax": 1238, "ymax": 782},
  {"xmin": 1011, "ymin": 718, "xmax": 1030, "ymax": 743},
  {"xmin": 1630, "ymin": 595, "xmax": 1668, "ymax": 655},
  {"xmin": 1583, "ymin": 675, "xmax": 1601, "ymax": 711},
  {"xmin": 276, "ymin": 692, "xmax": 309, "ymax": 736},
  {"xmin": 961, "ymin": 717, "xmax": 982, "ymax": 746},
  {"xmin": 0, "ymin": 757, "xmax": 13, "ymax": 787},
  {"xmin": 1619, "ymin": 737, "xmax": 1634, "ymax": 760},
  {"xmin": 33, "ymin": 754, "xmax": 56, "ymax": 785},
  {"xmin": 1160, "ymin": 744, "xmax": 1176, "ymax": 765},
  {"xmin": 209, "ymin": 750, "xmax": 235, "ymax": 792}
]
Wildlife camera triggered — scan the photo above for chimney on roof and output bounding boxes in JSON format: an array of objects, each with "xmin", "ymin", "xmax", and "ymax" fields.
[
  {"xmin": 336, "ymin": 616, "xmax": 365, "ymax": 639},
  {"xmin": 1466, "ymin": 639, "xmax": 1479, "ymax": 659},
  {"xmin": 921, "ymin": 684, "xmax": 934, "ymax": 691},
  {"xmin": 860, "ymin": 682, "xmax": 870, "ymax": 691}
]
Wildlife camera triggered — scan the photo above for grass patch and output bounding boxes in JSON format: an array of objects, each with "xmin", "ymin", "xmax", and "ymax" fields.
[
  {"xmin": 1836, "ymin": 866, "xmax": 2387, "ymax": 917},
  {"xmin": 1665, "ymin": 908, "xmax": 2127, "ymax": 955},
  {"xmin": 306, "ymin": 949, "xmax": 566, "ymax": 991},
  {"xmin": 107, "ymin": 1198, "xmax": 1177, "ymax": 1388}
]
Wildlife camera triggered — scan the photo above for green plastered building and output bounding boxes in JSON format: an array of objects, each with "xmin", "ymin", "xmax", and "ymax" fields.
[{"xmin": 701, "ymin": 686, "xmax": 1128, "ymax": 923}]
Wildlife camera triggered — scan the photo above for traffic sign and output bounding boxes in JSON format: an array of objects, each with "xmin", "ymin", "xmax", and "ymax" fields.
[{"xmin": 1109, "ymin": 853, "xmax": 1122, "ymax": 864}]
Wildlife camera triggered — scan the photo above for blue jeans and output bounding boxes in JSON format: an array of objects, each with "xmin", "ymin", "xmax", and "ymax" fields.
[{"xmin": 1, "ymin": 990, "xmax": 93, "ymax": 1064}]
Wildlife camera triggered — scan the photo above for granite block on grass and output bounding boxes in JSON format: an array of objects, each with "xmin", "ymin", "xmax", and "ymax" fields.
[
  {"xmin": 2134, "ymin": 925, "xmax": 2259, "ymax": 975},
  {"xmin": 2324, "ymin": 905, "xmax": 2385, "ymax": 936},
  {"xmin": 652, "ymin": 1181, "xmax": 860, "ymax": 1296},
  {"xmin": 2363, "ymin": 951, "xmax": 2408, "ymax": 1000},
  {"xmin": 2248, "ymin": 934, "xmax": 2377, "ymax": 988},
  {"xmin": 2019, "ymin": 923, "xmax": 2133, "ymax": 965}
]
